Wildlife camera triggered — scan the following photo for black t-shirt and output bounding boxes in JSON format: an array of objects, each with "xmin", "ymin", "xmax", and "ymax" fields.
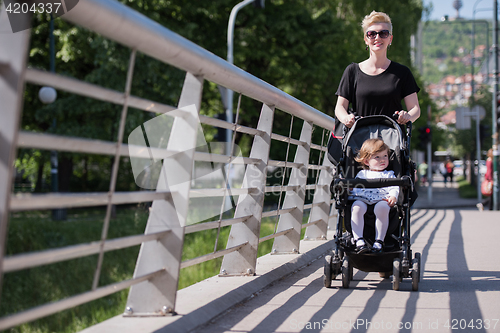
[{"xmin": 335, "ymin": 62, "xmax": 420, "ymax": 117}]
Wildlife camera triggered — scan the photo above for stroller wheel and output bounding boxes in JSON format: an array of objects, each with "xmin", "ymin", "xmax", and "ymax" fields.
[
  {"xmin": 392, "ymin": 258, "xmax": 401, "ymax": 291},
  {"xmin": 411, "ymin": 258, "xmax": 419, "ymax": 291},
  {"xmin": 341, "ymin": 257, "xmax": 351, "ymax": 289},
  {"xmin": 324, "ymin": 255, "xmax": 332, "ymax": 288}
]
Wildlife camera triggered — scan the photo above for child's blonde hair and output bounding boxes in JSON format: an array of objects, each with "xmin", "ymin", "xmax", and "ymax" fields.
[
  {"xmin": 355, "ymin": 138, "xmax": 390, "ymax": 169},
  {"xmin": 361, "ymin": 11, "xmax": 393, "ymax": 34}
]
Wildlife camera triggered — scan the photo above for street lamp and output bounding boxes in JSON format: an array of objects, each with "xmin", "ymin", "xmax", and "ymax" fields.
[
  {"xmin": 226, "ymin": 0, "xmax": 264, "ymax": 155},
  {"xmin": 492, "ymin": 0, "xmax": 499, "ymax": 210},
  {"xmin": 39, "ymin": 14, "xmax": 64, "ymax": 220}
]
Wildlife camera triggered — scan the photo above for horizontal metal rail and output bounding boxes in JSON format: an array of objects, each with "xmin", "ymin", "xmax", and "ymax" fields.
[
  {"xmin": 3, "ymin": 230, "xmax": 171, "ymax": 273},
  {"xmin": 303, "ymin": 203, "xmax": 313, "ymax": 210},
  {"xmin": 25, "ymin": 69, "xmax": 176, "ymax": 114},
  {"xmin": 267, "ymin": 160, "xmax": 303, "ymax": 168},
  {"xmin": 189, "ymin": 187, "xmax": 255, "ymax": 198},
  {"xmin": 301, "ymin": 219, "xmax": 322, "ymax": 229},
  {"xmin": 310, "ymin": 143, "xmax": 328, "ymax": 152},
  {"xmin": 62, "ymin": 0, "xmax": 335, "ymax": 131},
  {"xmin": 184, "ymin": 215, "xmax": 252, "ymax": 234},
  {"xmin": 10, "ymin": 191, "xmax": 171, "ymax": 211},
  {"xmin": 0, "ymin": 269, "xmax": 165, "ymax": 331},
  {"xmin": 259, "ymin": 227, "xmax": 294, "ymax": 243},
  {"xmin": 193, "ymin": 152, "xmax": 259, "ymax": 165},
  {"xmin": 307, "ymin": 164, "xmax": 333, "ymax": 171},
  {"xmin": 264, "ymin": 185, "xmax": 300, "ymax": 193},
  {"xmin": 18, "ymin": 131, "xmax": 124, "ymax": 156},
  {"xmin": 270, "ymin": 133, "xmax": 305, "ymax": 146},
  {"xmin": 261, "ymin": 207, "xmax": 295, "ymax": 218},
  {"xmin": 18, "ymin": 132, "xmax": 262, "ymax": 168},
  {"xmin": 305, "ymin": 184, "xmax": 329, "ymax": 191},
  {"xmin": 180, "ymin": 242, "xmax": 248, "ymax": 269},
  {"xmin": 199, "ymin": 115, "xmax": 264, "ymax": 136}
]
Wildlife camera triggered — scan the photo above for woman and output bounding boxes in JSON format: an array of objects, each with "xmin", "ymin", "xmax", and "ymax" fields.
[
  {"xmin": 335, "ymin": 11, "xmax": 421, "ymax": 127},
  {"xmin": 478, "ymin": 149, "xmax": 493, "ymax": 211}
]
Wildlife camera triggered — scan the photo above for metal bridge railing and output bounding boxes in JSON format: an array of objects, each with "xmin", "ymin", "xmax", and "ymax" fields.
[{"xmin": 0, "ymin": 0, "xmax": 336, "ymax": 330}]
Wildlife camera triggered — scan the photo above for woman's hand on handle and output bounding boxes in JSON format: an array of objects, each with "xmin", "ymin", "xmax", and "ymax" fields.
[
  {"xmin": 335, "ymin": 96, "xmax": 356, "ymax": 128},
  {"xmin": 343, "ymin": 113, "xmax": 356, "ymax": 128},
  {"xmin": 395, "ymin": 110, "xmax": 411, "ymax": 124}
]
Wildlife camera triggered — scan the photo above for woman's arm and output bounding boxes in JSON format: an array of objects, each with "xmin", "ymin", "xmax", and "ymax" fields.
[
  {"xmin": 335, "ymin": 96, "xmax": 355, "ymax": 128},
  {"xmin": 396, "ymin": 92, "xmax": 420, "ymax": 124}
]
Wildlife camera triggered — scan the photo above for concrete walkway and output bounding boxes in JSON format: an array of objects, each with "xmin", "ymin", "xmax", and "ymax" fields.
[
  {"xmin": 82, "ymin": 176, "xmax": 499, "ymax": 333},
  {"xmin": 412, "ymin": 174, "xmax": 480, "ymax": 210},
  {"xmin": 198, "ymin": 209, "xmax": 500, "ymax": 333}
]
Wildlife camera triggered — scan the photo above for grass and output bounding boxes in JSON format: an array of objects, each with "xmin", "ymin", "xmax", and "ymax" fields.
[
  {"xmin": 456, "ymin": 176, "xmax": 479, "ymax": 199},
  {"xmin": 1, "ymin": 207, "xmax": 310, "ymax": 332}
]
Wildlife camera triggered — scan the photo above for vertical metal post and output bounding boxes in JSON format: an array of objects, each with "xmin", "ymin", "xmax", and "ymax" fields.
[
  {"xmin": 272, "ymin": 121, "xmax": 312, "ymax": 253},
  {"xmin": 304, "ymin": 146, "xmax": 334, "ymax": 241},
  {"xmin": 125, "ymin": 72, "xmax": 203, "ymax": 315},
  {"xmin": 220, "ymin": 103, "xmax": 274, "ymax": 276},
  {"xmin": 426, "ymin": 105, "xmax": 433, "ymax": 202},
  {"xmin": 48, "ymin": 13, "xmax": 63, "ymax": 220},
  {"xmin": 493, "ymin": 0, "xmax": 499, "ymax": 210},
  {"xmin": 92, "ymin": 49, "xmax": 137, "ymax": 291},
  {"xmin": 0, "ymin": 3, "xmax": 31, "ymax": 300}
]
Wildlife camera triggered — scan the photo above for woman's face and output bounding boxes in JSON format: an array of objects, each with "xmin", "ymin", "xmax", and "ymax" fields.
[{"xmin": 364, "ymin": 23, "xmax": 393, "ymax": 52}]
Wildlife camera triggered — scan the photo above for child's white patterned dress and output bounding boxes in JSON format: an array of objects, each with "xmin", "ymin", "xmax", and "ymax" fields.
[{"xmin": 348, "ymin": 170, "xmax": 399, "ymax": 205}]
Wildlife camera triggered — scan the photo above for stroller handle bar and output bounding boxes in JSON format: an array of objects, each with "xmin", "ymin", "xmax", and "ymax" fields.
[{"xmin": 333, "ymin": 175, "xmax": 412, "ymax": 190}]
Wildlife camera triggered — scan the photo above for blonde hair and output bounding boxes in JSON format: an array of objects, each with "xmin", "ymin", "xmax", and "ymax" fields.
[
  {"xmin": 355, "ymin": 138, "xmax": 390, "ymax": 169},
  {"xmin": 361, "ymin": 11, "xmax": 392, "ymax": 34}
]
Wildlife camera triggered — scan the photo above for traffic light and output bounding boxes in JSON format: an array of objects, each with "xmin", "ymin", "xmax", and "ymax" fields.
[
  {"xmin": 479, "ymin": 124, "xmax": 490, "ymax": 146},
  {"xmin": 417, "ymin": 126, "xmax": 431, "ymax": 151}
]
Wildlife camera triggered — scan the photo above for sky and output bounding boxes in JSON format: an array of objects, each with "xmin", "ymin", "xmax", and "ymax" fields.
[{"xmin": 423, "ymin": 0, "xmax": 497, "ymax": 21}]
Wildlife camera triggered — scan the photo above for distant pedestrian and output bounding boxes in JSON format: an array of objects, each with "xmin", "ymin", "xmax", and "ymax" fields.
[
  {"xmin": 478, "ymin": 149, "xmax": 494, "ymax": 211},
  {"xmin": 439, "ymin": 162, "xmax": 447, "ymax": 186},
  {"xmin": 418, "ymin": 161, "xmax": 428, "ymax": 186},
  {"xmin": 445, "ymin": 159, "xmax": 454, "ymax": 183}
]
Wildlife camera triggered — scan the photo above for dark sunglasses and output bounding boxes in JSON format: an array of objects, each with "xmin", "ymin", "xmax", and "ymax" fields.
[{"xmin": 366, "ymin": 30, "xmax": 391, "ymax": 39}]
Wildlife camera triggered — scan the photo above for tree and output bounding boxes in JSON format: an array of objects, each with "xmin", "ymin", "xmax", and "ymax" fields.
[{"xmin": 18, "ymin": 0, "xmax": 425, "ymax": 194}]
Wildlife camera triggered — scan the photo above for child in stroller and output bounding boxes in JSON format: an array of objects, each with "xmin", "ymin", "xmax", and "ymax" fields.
[
  {"xmin": 324, "ymin": 115, "xmax": 420, "ymax": 291},
  {"xmin": 350, "ymin": 138, "xmax": 399, "ymax": 254}
]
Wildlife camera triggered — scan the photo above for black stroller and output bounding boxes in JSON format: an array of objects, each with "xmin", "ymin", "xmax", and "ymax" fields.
[{"xmin": 324, "ymin": 115, "xmax": 420, "ymax": 291}]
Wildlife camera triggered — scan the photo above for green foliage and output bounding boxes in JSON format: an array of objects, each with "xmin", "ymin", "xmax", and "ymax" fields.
[
  {"xmin": 422, "ymin": 20, "xmax": 489, "ymax": 85},
  {"xmin": 2, "ymin": 207, "xmax": 309, "ymax": 332},
  {"xmin": 2, "ymin": 208, "xmax": 148, "ymax": 333},
  {"xmin": 17, "ymin": 0, "xmax": 424, "ymax": 193},
  {"xmin": 419, "ymin": 19, "xmax": 492, "ymax": 156},
  {"xmin": 457, "ymin": 176, "xmax": 478, "ymax": 198}
]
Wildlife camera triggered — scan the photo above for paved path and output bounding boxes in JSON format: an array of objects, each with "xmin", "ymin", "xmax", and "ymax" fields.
[
  {"xmin": 197, "ymin": 190, "xmax": 500, "ymax": 332},
  {"xmin": 412, "ymin": 174, "xmax": 479, "ymax": 210}
]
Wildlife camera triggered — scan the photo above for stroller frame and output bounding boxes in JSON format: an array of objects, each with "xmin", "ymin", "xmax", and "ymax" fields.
[{"xmin": 324, "ymin": 115, "xmax": 421, "ymax": 291}]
